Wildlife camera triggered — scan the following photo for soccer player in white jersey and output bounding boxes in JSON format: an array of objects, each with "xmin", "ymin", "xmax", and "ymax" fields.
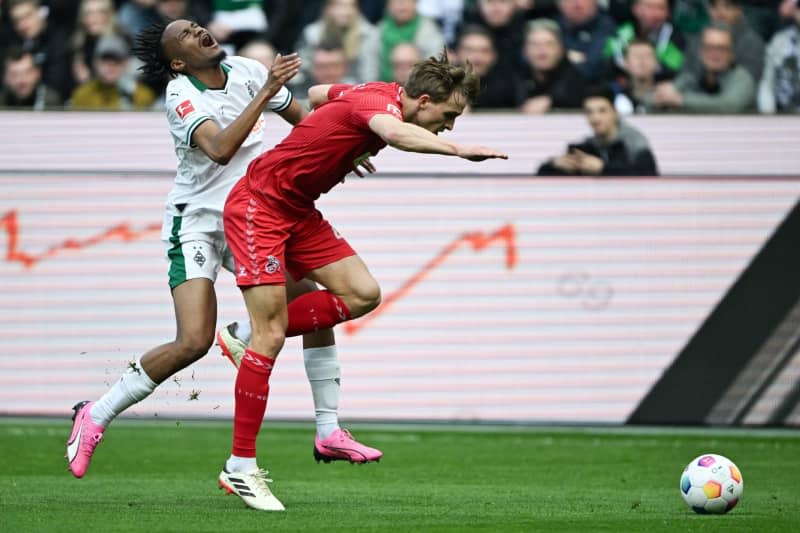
[{"xmin": 65, "ymin": 20, "xmax": 381, "ymax": 509}]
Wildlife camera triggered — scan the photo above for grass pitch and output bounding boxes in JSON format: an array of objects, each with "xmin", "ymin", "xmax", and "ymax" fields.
[{"xmin": 1, "ymin": 419, "xmax": 798, "ymax": 532}]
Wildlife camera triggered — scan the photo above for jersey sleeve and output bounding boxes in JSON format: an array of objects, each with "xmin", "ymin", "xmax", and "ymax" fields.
[
  {"xmin": 266, "ymin": 85, "xmax": 293, "ymax": 112},
  {"xmin": 349, "ymin": 89, "xmax": 403, "ymax": 130},
  {"xmin": 328, "ymin": 83, "xmax": 354, "ymax": 100},
  {"xmin": 165, "ymin": 84, "xmax": 212, "ymax": 147},
  {"xmin": 242, "ymin": 56, "xmax": 294, "ymax": 113}
]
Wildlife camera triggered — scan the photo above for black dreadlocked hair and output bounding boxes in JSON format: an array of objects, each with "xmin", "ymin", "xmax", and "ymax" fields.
[{"xmin": 132, "ymin": 22, "xmax": 174, "ymax": 80}]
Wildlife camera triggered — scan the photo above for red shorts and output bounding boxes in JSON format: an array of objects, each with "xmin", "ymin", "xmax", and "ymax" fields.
[{"xmin": 224, "ymin": 178, "xmax": 356, "ymax": 287}]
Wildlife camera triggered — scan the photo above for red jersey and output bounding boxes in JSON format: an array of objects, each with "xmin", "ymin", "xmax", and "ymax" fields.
[{"xmin": 246, "ymin": 82, "xmax": 404, "ymax": 212}]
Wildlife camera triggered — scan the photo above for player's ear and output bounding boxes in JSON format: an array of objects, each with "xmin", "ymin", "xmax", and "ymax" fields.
[
  {"xmin": 418, "ymin": 94, "xmax": 431, "ymax": 109},
  {"xmin": 170, "ymin": 57, "xmax": 186, "ymax": 74}
]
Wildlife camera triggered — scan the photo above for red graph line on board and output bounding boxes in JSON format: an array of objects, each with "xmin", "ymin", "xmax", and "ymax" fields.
[
  {"xmin": 1, "ymin": 210, "xmax": 161, "ymax": 269},
  {"xmin": 343, "ymin": 223, "xmax": 518, "ymax": 336}
]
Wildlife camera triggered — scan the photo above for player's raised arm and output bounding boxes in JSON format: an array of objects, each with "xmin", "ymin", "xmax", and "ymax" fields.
[
  {"xmin": 368, "ymin": 114, "xmax": 507, "ymax": 162},
  {"xmin": 276, "ymin": 97, "xmax": 308, "ymax": 126},
  {"xmin": 192, "ymin": 53, "xmax": 302, "ymax": 164},
  {"xmin": 308, "ymin": 84, "xmax": 335, "ymax": 108}
]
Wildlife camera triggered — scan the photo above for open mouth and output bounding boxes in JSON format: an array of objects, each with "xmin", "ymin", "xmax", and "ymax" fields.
[{"xmin": 200, "ymin": 32, "xmax": 216, "ymax": 48}]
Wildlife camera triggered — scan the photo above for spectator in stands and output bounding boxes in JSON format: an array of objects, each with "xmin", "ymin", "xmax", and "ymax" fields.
[
  {"xmin": 671, "ymin": 0, "xmax": 709, "ymax": 36},
  {"xmin": 71, "ymin": 0, "xmax": 121, "ymax": 87},
  {"xmin": 295, "ymin": 0, "xmax": 380, "ymax": 85},
  {"xmin": 207, "ymin": 0, "xmax": 268, "ymax": 50},
  {"xmin": 69, "ymin": 33, "xmax": 155, "ymax": 110},
  {"xmin": 758, "ymin": 0, "xmax": 800, "ymax": 113},
  {"xmin": 118, "ymin": 0, "xmax": 160, "ymax": 38},
  {"xmin": 611, "ymin": 38, "xmax": 659, "ymax": 113},
  {"xmin": 537, "ymin": 85, "xmax": 658, "ymax": 176},
  {"xmin": 683, "ymin": 0, "xmax": 765, "ymax": 82},
  {"xmin": 647, "ymin": 23, "xmax": 755, "ymax": 113},
  {"xmin": 154, "ymin": 0, "xmax": 207, "ymax": 24},
  {"xmin": 309, "ymin": 39, "xmax": 354, "ymax": 85},
  {"xmin": 239, "ymin": 39, "xmax": 277, "ymax": 70},
  {"xmin": 417, "ymin": 0, "xmax": 464, "ymax": 46},
  {"xmin": 1, "ymin": 3, "xmax": 14, "ymax": 79},
  {"xmin": 389, "ymin": 41, "xmax": 421, "ymax": 84},
  {"xmin": 359, "ymin": 0, "xmax": 384, "ymax": 22},
  {"xmin": 378, "ymin": 0, "xmax": 445, "ymax": 81},
  {"xmin": 455, "ymin": 23, "xmax": 524, "ymax": 109},
  {"xmin": 0, "ymin": 46, "xmax": 61, "ymax": 108},
  {"xmin": 520, "ymin": 18, "xmax": 586, "ymax": 113},
  {"xmin": 604, "ymin": 0, "xmax": 686, "ymax": 80},
  {"xmin": 8, "ymin": 0, "xmax": 73, "ymax": 102},
  {"xmin": 290, "ymin": 38, "xmax": 355, "ymax": 105},
  {"xmin": 740, "ymin": 0, "xmax": 784, "ymax": 42},
  {"xmin": 262, "ymin": 2, "xmax": 314, "ymax": 52},
  {"xmin": 462, "ymin": 0, "xmax": 527, "ymax": 68},
  {"xmin": 555, "ymin": 0, "xmax": 617, "ymax": 82},
  {"xmin": 517, "ymin": 0, "xmax": 561, "ymax": 20},
  {"xmin": 118, "ymin": 0, "xmax": 210, "ymax": 39}
]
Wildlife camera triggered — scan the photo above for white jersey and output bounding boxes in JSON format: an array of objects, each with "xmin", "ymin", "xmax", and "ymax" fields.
[{"xmin": 163, "ymin": 56, "xmax": 292, "ymax": 234}]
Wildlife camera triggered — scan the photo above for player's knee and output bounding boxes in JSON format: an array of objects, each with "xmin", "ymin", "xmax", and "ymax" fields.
[
  {"xmin": 250, "ymin": 322, "xmax": 286, "ymax": 355},
  {"xmin": 348, "ymin": 280, "xmax": 381, "ymax": 318},
  {"xmin": 175, "ymin": 332, "xmax": 214, "ymax": 361}
]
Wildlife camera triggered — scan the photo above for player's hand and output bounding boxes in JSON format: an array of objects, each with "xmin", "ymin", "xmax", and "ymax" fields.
[
  {"xmin": 456, "ymin": 145, "xmax": 509, "ymax": 162},
  {"xmin": 353, "ymin": 156, "xmax": 377, "ymax": 177},
  {"xmin": 263, "ymin": 53, "xmax": 302, "ymax": 93}
]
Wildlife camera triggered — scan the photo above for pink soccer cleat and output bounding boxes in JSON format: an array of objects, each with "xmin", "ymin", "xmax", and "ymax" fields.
[
  {"xmin": 65, "ymin": 401, "xmax": 105, "ymax": 478},
  {"xmin": 313, "ymin": 428, "xmax": 383, "ymax": 464}
]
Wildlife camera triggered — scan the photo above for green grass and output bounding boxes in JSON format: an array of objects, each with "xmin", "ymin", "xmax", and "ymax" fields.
[{"xmin": 1, "ymin": 419, "xmax": 799, "ymax": 532}]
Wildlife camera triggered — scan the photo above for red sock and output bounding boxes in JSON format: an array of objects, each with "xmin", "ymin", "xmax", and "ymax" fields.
[
  {"xmin": 232, "ymin": 348, "xmax": 275, "ymax": 458},
  {"xmin": 286, "ymin": 290, "xmax": 351, "ymax": 337}
]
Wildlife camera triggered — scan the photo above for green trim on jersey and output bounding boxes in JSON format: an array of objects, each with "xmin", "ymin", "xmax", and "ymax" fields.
[
  {"xmin": 185, "ymin": 115, "xmax": 211, "ymax": 145},
  {"xmin": 272, "ymin": 92, "xmax": 292, "ymax": 113},
  {"xmin": 167, "ymin": 216, "xmax": 186, "ymax": 289},
  {"xmin": 187, "ymin": 63, "xmax": 232, "ymax": 92}
]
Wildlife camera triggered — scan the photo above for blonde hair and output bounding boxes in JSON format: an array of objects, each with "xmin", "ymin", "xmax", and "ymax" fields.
[{"xmin": 405, "ymin": 48, "xmax": 480, "ymax": 104}]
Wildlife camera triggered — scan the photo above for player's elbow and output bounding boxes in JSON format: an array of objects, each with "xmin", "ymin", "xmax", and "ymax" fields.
[{"xmin": 208, "ymin": 149, "xmax": 233, "ymax": 165}]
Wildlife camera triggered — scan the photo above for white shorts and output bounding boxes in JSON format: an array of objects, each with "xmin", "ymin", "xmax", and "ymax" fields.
[{"xmin": 162, "ymin": 212, "xmax": 234, "ymax": 289}]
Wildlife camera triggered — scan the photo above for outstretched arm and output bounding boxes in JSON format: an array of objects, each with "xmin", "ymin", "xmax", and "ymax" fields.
[
  {"xmin": 276, "ymin": 97, "xmax": 308, "ymax": 126},
  {"xmin": 368, "ymin": 114, "xmax": 508, "ymax": 161},
  {"xmin": 308, "ymin": 84, "xmax": 334, "ymax": 109},
  {"xmin": 191, "ymin": 53, "xmax": 302, "ymax": 164}
]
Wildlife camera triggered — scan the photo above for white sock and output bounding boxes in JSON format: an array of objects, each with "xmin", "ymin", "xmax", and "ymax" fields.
[
  {"xmin": 90, "ymin": 357, "xmax": 157, "ymax": 427},
  {"xmin": 226, "ymin": 455, "xmax": 259, "ymax": 473},
  {"xmin": 303, "ymin": 345, "xmax": 341, "ymax": 440},
  {"xmin": 235, "ymin": 320, "xmax": 252, "ymax": 344}
]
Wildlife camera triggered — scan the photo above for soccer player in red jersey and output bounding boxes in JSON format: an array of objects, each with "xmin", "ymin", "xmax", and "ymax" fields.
[{"xmin": 220, "ymin": 50, "xmax": 508, "ymax": 510}]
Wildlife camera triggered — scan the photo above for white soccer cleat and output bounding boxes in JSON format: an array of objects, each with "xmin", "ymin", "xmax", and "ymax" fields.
[
  {"xmin": 218, "ymin": 468, "xmax": 286, "ymax": 511},
  {"xmin": 216, "ymin": 322, "xmax": 247, "ymax": 369}
]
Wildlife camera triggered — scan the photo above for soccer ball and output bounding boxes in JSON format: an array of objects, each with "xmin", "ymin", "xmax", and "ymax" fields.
[{"xmin": 679, "ymin": 453, "xmax": 743, "ymax": 514}]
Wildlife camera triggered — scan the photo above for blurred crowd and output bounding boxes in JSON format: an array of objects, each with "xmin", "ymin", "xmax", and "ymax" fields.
[{"xmin": 1, "ymin": 0, "xmax": 799, "ymax": 114}]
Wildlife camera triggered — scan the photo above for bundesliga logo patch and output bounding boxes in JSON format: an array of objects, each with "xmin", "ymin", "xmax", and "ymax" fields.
[{"xmin": 175, "ymin": 99, "xmax": 195, "ymax": 119}]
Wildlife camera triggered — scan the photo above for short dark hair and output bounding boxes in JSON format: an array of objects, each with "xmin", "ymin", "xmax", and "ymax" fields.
[
  {"xmin": 316, "ymin": 36, "xmax": 346, "ymax": 53},
  {"xmin": 4, "ymin": 46, "xmax": 35, "ymax": 65},
  {"xmin": 405, "ymin": 48, "xmax": 481, "ymax": 105},
  {"xmin": 132, "ymin": 22, "xmax": 173, "ymax": 80},
  {"xmin": 582, "ymin": 84, "xmax": 615, "ymax": 105},
  {"xmin": 456, "ymin": 24, "xmax": 495, "ymax": 50}
]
